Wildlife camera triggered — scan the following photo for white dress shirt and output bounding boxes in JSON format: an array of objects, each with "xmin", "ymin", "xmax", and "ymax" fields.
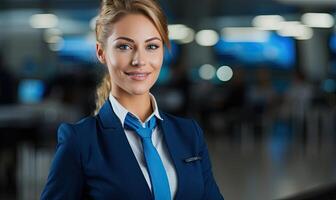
[{"xmin": 109, "ymin": 93, "xmax": 178, "ymax": 198}]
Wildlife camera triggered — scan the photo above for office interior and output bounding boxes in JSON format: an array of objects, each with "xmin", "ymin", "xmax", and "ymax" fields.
[{"xmin": 0, "ymin": 0, "xmax": 336, "ymax": 199}]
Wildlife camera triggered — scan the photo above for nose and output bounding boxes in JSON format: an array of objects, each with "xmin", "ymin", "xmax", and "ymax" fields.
[{"xmin": 131, "ymin": 48, "xmax": 146, "ymax": 67}]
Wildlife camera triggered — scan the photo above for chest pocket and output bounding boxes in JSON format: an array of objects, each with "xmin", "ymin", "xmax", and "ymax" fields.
[{"xmin": 175, "ymin": 154, "xmax": 204, "ymax": 200}]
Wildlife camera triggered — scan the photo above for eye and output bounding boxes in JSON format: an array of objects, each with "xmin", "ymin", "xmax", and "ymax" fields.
[
  {"xmin": 117, "ymin": 44, "xmax": 132, "ymax": 50},
  {"xmin": 147, "ymin": 44, "xmax": 159, "ymax": 50}
]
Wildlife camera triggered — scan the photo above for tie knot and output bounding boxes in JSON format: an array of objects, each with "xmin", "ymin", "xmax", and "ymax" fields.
[{"xmin": 124, "ymin": 113, "xmax": 157, "ymax": 139}]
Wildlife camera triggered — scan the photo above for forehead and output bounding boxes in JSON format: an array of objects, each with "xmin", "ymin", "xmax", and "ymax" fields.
[{"xmin": 108, "ymin": 13, "xmax": 161, "ymax": 41}]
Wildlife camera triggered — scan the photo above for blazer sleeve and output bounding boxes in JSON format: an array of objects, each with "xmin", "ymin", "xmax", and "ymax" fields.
[
  {"xmin": 192, "ymin": 120, "xmax": 224, "ymax": 200},
  {"xmin": 40, "ymin": 123, "xmax": 84, "ymax": 200}
]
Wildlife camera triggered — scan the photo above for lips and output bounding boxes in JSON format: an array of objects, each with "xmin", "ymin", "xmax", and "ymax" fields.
[{"xmin": 125, "ymin": 71, "xmax": 151, "ymax": 81}]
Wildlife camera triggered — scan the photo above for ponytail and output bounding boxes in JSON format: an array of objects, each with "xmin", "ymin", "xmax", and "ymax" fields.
[{"xmin": 94, "ymin": 73, "xmax": 111, "ymax": 115}]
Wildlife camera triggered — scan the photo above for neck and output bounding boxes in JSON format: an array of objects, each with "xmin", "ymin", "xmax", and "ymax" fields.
[{"xmin": 112, "ymin": 89, "xmax": 153, "ymax": 123}]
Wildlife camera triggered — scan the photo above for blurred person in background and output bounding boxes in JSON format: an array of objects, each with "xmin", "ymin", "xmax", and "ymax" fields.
[
  {"xmin": 221, "ymin": 68, "xmax": 248, "ymax": 139},
  {"xmin": 40, "ymin": 0, "xmax": 224, "ymax": 199},
  {"xmin": 282, "ymin": 70, "xmax": 313, "ymax": 142},
  {"xmin": 0, "ymin": 51, "xmax": 16, "ymax": 104},
  {"xmin": 247, "ymin": 68, "xmax": 277, "ymax": 138}
]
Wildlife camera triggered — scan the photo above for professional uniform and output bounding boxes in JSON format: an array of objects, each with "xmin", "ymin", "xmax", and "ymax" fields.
[{"xmin": 41, "ymin": 94, "xmax": 224, "ymax": 200}]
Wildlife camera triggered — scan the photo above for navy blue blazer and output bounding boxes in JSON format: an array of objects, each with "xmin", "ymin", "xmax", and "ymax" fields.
[{"xmin": 41, "ymin": 100, "xmax": 224, "ymax": 200}]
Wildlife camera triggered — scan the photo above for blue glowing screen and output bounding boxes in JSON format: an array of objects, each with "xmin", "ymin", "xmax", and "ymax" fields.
[
  {"xmin": 214, "ymin": 33, "xmax": 296, "ymax": 69},
  {"xmin": 18, "ymin": 79, "xmax": 45, "ymax": 103}
]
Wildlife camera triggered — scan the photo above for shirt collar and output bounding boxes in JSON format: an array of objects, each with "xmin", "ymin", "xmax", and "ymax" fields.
[{"xmin": 108, "ymin": 93, "xmax": 163, "ymax": 126}]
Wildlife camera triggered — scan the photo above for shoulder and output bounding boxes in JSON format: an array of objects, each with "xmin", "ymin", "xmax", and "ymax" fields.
[
  {"xmin": 56, "ymin": 115, "xmax": 98, "ymax": 143},
  {"xmin": 160, "ymin": 111, "xmax": 193, "ymax": 124},
  {"xmin": 55, "ymin": 115, "xmax": 99, "ymax": 161},
  {"xmin": 58, "ymin": 115, "xmax": 97, "ymax": 131},
  {"xmin": 160, "ymin": 112, "xmax": 206, "ymax": 154},
  {"xmin": 159, "ymin": 111, "xmax": 202, "ymax": 134},
  {"xmin": 68, "ymin": 115, "xmax": 98, "ymax": 132}
]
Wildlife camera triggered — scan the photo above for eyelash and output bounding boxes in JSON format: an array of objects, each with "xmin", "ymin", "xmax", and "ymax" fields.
[
  {"xmin": 117, "ymin": 44, "xmax": 132, "ymax": 50},
  {"xmin": 116, "ymin": 44, "xmax": 160, "ymax": 51},
  {"xmin": 147, "ymin": 44, "xmax": 160, "ymax": 50}
]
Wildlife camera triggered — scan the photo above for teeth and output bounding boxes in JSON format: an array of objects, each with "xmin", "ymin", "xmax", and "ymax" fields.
[{"xmin": 128, "ymin": 73, "xmax": 147, "ymax": 77}]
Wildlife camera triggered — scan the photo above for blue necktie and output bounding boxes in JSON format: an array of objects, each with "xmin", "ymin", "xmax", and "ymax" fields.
[{"xmin": 124, "ymin": 113, "xmax": 171, "ymax": 200}]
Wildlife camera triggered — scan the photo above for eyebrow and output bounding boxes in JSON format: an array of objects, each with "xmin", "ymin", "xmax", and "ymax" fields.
[{"xmin": 113, "ymin": 36, "xmax": 162, "ymax": 43}]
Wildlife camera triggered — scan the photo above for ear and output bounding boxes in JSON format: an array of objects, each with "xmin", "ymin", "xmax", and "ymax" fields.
[{"xmin": 96, "ymin": 42, "xmax": 106, "ymax": 64}]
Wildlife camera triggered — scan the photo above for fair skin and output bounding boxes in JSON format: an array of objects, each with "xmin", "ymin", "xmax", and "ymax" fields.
[{"xmin": 96, "ymin": 13, "xmax": 164, "ymax": 122}]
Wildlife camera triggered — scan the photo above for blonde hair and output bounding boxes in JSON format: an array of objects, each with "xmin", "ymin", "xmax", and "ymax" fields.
[{"xmin": 94, "ymin": 0, "xmax": 170, "ymax": 115}]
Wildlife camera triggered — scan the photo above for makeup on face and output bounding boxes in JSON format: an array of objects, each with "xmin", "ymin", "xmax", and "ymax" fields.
[{"xmin": 103, "ymin": 14, "xmax": 164, "ymax": 96}]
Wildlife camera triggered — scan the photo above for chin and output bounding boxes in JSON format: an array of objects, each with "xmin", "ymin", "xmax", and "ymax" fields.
[
  {"xmin": 128, "ymin": 87, "xmax": 151, "ymax": 96},
  {"xmin": 126, "ymin": 80, "xmax": 156, "ymax": 96}
]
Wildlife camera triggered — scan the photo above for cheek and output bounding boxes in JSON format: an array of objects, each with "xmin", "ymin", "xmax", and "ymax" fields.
[
  {"xmin": 106, "ymin": 51, "xmax": 131, "ymax": 74},
  {"xmin": 107, "ymin": 51, "xmax": 130, "ymax": 66},
  {"xmin": 149, "ymin": 52, "xmax": 164, "ymax": 70}
]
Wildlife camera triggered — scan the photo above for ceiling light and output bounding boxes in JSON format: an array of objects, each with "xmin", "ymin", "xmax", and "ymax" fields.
[
  {"xmin": 29, "ymin": 14, "xmax": 58, "ymax": 29},
  {"xmin": 195, "ymin": 30, "xmax": 219, "ymax": 46}
]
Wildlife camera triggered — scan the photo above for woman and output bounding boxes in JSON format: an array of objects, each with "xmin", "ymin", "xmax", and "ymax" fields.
[{"xmin": 41, "ymin": 0, "xmax": 224, "ymax": 199}]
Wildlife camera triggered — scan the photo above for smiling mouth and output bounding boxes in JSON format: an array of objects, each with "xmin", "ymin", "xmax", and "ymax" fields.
[
  {"xmin": 125, "ymin": 72, "xmax": 150, "ymax": 76},
  {"xmin": 125, "ymin": 72, "xmax": 151, "ymax": 80}
]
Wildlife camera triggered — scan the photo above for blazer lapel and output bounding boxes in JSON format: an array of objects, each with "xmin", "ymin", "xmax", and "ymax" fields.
[
  {"xmin": 159, "ymin": 112, "xmax": 187, "ymax": 200},
  {"xmin": 98, "ymin": 100, "xmax": 152, "ymax": 199}
]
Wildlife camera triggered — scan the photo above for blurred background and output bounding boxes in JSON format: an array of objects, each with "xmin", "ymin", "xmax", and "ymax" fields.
[{"xmin": 1, "ymin": 0, "xmax": 336, "ymax": 199}]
